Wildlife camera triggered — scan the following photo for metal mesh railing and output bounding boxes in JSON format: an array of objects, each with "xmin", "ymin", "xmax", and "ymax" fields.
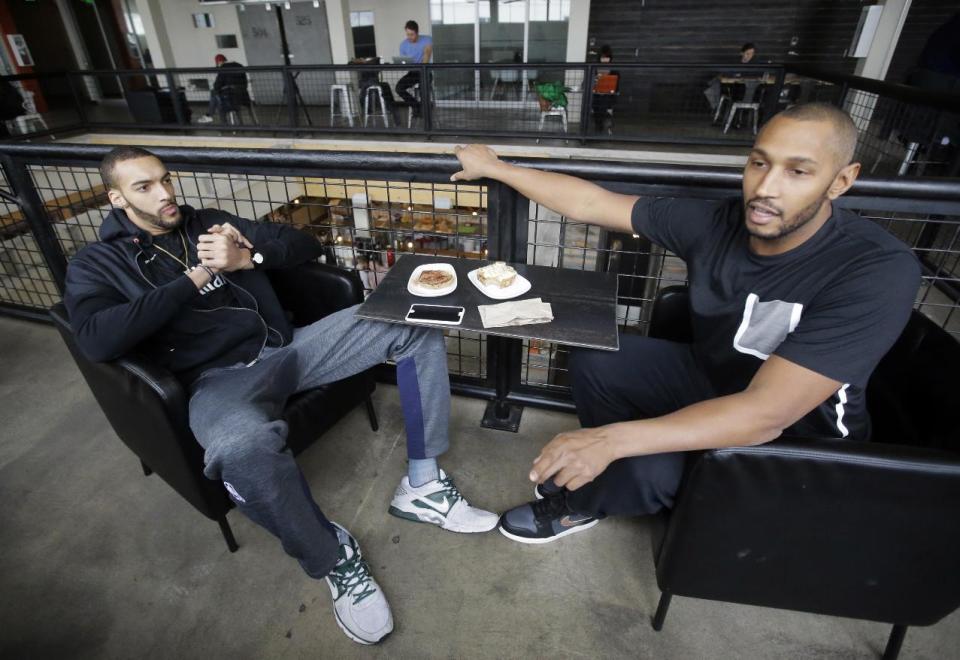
[
  {"xmin": 1, "ymin": 146, "xmax": 958, "ymax": 407},
  {"xmin": 6, "ymin": 63, "xmax": 959, "ymax": 170},
  {"xmin": 785, "ymin": 65, "xmax": 960, "ymax": 178},
  {"xmin": 517, "ymin": 192, "xmax": 960, "ymax": 393}
]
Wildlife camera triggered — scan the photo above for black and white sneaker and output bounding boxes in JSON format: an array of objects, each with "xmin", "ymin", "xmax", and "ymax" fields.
[{"xmin": 498, "ymin": 490, "xmax": 599, "ymax": 544}]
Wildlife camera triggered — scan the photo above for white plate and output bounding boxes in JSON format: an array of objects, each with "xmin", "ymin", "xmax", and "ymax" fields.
[
  {"xmin": 408, "ymin": 262, "xmax": 458, "ymax": 297},
  {"xmin": 467, "ymin": 268, "xmax": 532, "ymax": 300}
]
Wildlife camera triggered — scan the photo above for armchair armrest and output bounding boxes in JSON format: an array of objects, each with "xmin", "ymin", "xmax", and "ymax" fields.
[
  {"xmin": 656, "ymin": 437, "xmax": 960, "ymax": 625},
  {"xmin": 50, "ymin": 304, "xmax": 229, "ymax": 519},
  {"xmin": 269, "ymin": 262, "xmax": 364, "ymax": 327}
]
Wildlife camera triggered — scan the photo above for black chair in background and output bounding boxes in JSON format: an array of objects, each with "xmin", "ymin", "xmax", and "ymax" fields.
[
  {"xmin": 50, "ymin": 262, "xmax": 378, "ymax": 552},
  {"xmin": 647, "ymin": 285, "xmax": 960, "ymax": 660},
  {"xmin": 220, "ymin": 83, "xmax": 259, "ymax": 126}
]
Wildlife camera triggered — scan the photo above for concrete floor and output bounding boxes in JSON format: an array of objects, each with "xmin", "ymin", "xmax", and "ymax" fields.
[{"xmin": 1, "ymin": 314, "xmax": 959, "ymax": 660}]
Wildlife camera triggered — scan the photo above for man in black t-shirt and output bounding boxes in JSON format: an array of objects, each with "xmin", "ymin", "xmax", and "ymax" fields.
[{"xmin": 452, "ymin": 102, "xmax": 921, "ymax": 544}]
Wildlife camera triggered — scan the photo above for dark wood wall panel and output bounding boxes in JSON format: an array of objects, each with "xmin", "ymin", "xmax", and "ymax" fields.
[{"xmin": 587, "ymin": 0, "xmax": 868, "ymax": 71}]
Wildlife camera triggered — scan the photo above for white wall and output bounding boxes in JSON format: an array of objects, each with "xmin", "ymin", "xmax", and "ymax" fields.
[
  {"xmin": 135, "ymin": 0, "xmax": 176, "ymax": 69},
  {"xmin": 854, "ymin": 0, "xmax": 911, "ymax": 81},
  {"xmin": 566, "ymin": 0, "xmax": 591, "ymax": 62},
  {"xmin": 348, "ymin": 0, "xmax": 429, "ymax": 61},
  {"xmin": 326, "ymin": 0, "xmax": 355, "ymax": 64},
  {"xmin": 143, "ymin": 0, "xmax": 249, "ymax": 68}
]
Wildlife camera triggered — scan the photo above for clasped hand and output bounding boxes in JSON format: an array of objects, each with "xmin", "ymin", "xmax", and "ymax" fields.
[
  {"xmin": 528, "ymin": 425, "xmax": 618, "ymax": 492},
  {"xmin": 197, "ymin": 223, "xmax": 253, "ymax": 272}
]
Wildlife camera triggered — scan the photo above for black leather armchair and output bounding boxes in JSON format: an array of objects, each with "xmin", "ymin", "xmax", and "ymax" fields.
[
  {"xmin": 50, "ymin": 262, "xmax": 378, "ymax": 553},
  {"xmin": 647, "ymin": 286, "xmax": 960, "ymax": 660}
]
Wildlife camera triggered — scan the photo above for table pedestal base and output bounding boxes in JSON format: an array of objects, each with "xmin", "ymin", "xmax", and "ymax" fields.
[{"xmin": 481, "ymin": 400, "xmax": 523, "ymax": 432}]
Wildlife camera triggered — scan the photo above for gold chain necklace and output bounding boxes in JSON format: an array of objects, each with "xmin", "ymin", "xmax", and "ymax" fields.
[{"xmin": 151, "ymin": 230, "xmax": 191, "ymax": 271}]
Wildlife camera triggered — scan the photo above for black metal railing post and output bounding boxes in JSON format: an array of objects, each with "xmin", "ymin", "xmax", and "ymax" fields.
[
  {"xmin": 579, "ymin": 64, "xmax": 594, "ymax": 143},
  {"xmin": 420, "ymin": 63, "xmax": 432, "ymax": 134},
  {"xmin": 0, "ymin": 154, "xmax": 69, "ymax": 293},
  {"xmin": 771, "ymin": 64, "xmax": 786, "ymax": 116},
  {"xmin": 66, "ymin": 72, "xmax": 89, "ymax": 127},
  {"xmin": 165, "ymin": 70, "xmax": 186, "ymax": 126},
  {"xmin": 837, "ymin": 81, "xmax": 850, "ymax": 109},
  {"xmin": 481, "ymin": 180, "xmax": 531, "ymax": 432},
  {"xmin": 284, "ymin": 67, "xmax": 298, "ymax": 131}
]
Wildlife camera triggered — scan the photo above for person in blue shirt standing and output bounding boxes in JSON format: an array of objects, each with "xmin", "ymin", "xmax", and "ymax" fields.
[{"xmin": 396, "ymin": 20, "xmax": 432, "ymax": 119}]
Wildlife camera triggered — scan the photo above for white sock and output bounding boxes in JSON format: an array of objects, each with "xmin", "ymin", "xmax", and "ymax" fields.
[{"xmin": 408, "ymin": 458, "xmax": 440, "ymax": 488}]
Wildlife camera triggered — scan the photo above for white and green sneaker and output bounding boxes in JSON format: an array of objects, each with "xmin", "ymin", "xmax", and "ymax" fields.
[
  {"xmin": 388, "ymin": 469, "xmax": 498, "ymax": 533},
  {"xmin": 325, "ymin": 523, "xmax": 394, "ymax": 645}
]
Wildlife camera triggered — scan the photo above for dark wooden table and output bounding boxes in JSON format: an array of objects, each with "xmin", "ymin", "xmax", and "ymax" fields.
[{"xmin": 356, "ymin": 254, "xmax": 619, "ymax": 431}]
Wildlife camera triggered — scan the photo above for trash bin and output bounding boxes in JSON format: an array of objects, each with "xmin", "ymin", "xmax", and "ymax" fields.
[{"xmin": 126, "ymin": 87, "xmax": 191, "ymax": 124}]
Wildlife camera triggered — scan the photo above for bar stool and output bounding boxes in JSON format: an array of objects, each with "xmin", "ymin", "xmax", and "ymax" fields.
[
  {"xmin": 538, "ymin": 106, "xmax": 567, "ymax": 132},
  {"xmin": 723, "ymin": 80, "xmax": 762, "ymax": 135},
  {"xmin": 713, "ymin": 94, "xmax": 731, "ymax": 124},
  {"xmin": 329, "ymin": 84, "xmax": 358, "ymax": 127},
  {"xmin": 362, "ymin": 85, "xmax": 391, "ymax": 127}
]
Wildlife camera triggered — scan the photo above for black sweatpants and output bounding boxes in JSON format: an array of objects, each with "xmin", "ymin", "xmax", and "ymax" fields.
[
  {"xmin": 565, "ymin": 335, "xmax": 715, "ymax": 518},
  {"xmin": 396, "ymin": 71, "xmax": 421, "ymax": 114}
]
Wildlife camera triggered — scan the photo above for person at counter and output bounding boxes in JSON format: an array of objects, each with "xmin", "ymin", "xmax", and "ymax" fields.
[
  {"xmin": 63, "ymin": 146, "xmax": 498, "ymax": 645},
  {"xmin": 396, "ymin": 20, "xmax": 433, "ymax": 119},
  {"xmin": 451, "ymin": 103, "xmax": 920, "ymax": 544}
]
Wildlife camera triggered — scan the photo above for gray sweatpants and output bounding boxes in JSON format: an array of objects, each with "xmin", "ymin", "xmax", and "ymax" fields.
[{"xmin": 188, "ymin": 304, "xmax": 449, "ymax": 578}]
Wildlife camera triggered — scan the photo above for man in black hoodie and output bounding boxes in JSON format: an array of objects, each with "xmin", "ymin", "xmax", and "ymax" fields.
[{"xmin": 64, "ymin": 146, "xmax": 498, "ymax": 645}]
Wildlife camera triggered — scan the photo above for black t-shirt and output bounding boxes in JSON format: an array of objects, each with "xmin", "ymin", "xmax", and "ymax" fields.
[{"xmin": 631, "ymin": 196, "xmax": 921, "ymax": 440}]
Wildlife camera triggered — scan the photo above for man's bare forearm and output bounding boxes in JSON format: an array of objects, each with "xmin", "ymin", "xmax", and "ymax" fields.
[
  {"xmin": 485, "ymin": 160, "xmax": 635, "ymax": 232},
  {"xmin": 602, "ymin": 391, "xmax": 786, "ymax": 459}
]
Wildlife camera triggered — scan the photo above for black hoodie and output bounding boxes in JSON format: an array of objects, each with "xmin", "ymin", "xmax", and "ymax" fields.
[{"xmin": 64, "ymin": 205, "xmax": 322, "ymax": 385}]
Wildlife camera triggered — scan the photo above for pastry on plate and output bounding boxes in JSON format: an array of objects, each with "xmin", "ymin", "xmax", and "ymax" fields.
[
  {"xmin": 476, "ymin": 261, "xmax": 517, "ymax": 288},
  {"xmin": 417, "ymin": 269, "xmax": 454, "ymax": 289}
]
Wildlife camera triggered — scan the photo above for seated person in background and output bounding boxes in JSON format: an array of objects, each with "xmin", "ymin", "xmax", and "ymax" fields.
[
  {"xmin": 396, "ymin": 20, "xmax": 433, "ymax": 118},
  {"xmin": 704, "ymin": 42, "xmax": 757, "ymax": 113},
  {"xmin": 197, "ymin": 54, "xmax": 248, "ymax": 124},
  {"xmin": 352, "ymin": 56, "xmax": 401, "ymax": 125},
  {"xmin": 65, "ymin": 147, "xmax": 498, "ymax": 644},
  {"xmin": 591, "ymin": 45, "xmax": 620, "ymax": 134},
  {"xmin": 451, "ymin": 103, "xmax": 920, "ymax": 544}
]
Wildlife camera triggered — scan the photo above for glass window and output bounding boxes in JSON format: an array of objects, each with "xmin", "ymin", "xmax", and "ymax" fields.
[
  {"xmin": 431, "ymin": 1, "xmax": 570, "ymax": 63},
  {"xmin": 431, "ymin": 0, "xmax": 477, "ymax": 62},
  {"xmin": 350, "ymin": 11, "xmax": 374, "ymax": 28},
  {"xmin": 431, "ymin": 0, "xmax": 486, "ymax": 25},
  {"xmin": 431, "ymin": 0, "xmax": 478, "ymax": 99},
  {"xmin": 480, "ymin": 1, "xmax": 524, "ymax": 63},
  {"xmin": 529, "ymin": 0, "xmax": 569, "ymax": 22},
  {"xmin": 528, "ymin": 0, "xmax": 569, "ymax": 63}
]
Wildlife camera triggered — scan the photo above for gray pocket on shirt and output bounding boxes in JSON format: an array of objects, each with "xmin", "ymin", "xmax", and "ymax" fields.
[{"xmin": 733, "ymin": 293, "xmax": 803, "ymax": 359}]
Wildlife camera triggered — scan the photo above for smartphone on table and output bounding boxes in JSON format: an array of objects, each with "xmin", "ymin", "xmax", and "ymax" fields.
[{"xmin": 405, "ymin": 304, "xmax": 465, "ymax": 325}]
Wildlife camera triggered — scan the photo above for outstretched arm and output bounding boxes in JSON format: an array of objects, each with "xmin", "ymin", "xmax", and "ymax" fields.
[
  {"xmin": 452, "ymin": 144, "xmax": 636, "ymax": 233},
  {"xmin": 530, "ymin": 355, "xmax": 843, "ymax": 491}
]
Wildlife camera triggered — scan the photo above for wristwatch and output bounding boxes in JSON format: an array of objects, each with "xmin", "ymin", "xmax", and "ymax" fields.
[{"xmin": 249, "ymin": 246, "xmax": 264, "ymax": 268}]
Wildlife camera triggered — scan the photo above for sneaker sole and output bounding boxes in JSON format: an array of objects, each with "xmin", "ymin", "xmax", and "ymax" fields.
[
  {"xmin": 497, "ymin": 518, "xmax": 599, "ymax": 545},
  {"xmin": 388, "ymin": 504, "xmax": 498, "ymax": 533}
]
